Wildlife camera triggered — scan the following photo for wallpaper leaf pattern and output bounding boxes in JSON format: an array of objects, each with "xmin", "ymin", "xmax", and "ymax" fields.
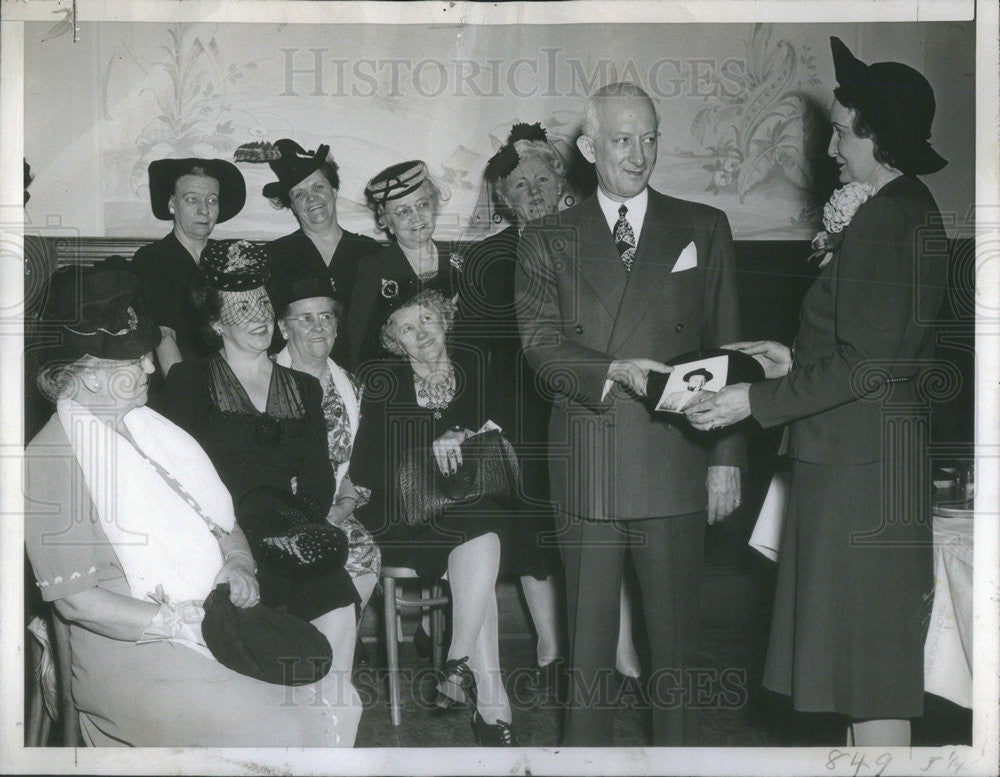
[
  {"xmin": 129, "ymin": 24, "xmax": 265, "ymax": 194},
  {"xmin": 685, "ymin": 24, "xmax": 822, "ymax": 203}
]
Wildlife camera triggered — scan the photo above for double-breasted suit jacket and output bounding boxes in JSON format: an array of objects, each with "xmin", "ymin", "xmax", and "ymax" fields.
[{"xmin": 515, "ymin": 188, "xmax": 745, "ymax": 522}]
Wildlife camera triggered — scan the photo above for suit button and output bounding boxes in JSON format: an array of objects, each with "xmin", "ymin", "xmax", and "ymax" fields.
[
  {"xmin": 674, "ymin": 323, "xmax": 684, "ymax": 332},
  {"xmin": 574, "ymin": 325, "xmax": 584, "ymax": 335}
]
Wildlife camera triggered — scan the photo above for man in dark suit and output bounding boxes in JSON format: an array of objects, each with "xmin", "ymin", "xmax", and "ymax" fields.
[{"xmin": 515, "ymin": 82, "xmax": 744, "ymax": 746}]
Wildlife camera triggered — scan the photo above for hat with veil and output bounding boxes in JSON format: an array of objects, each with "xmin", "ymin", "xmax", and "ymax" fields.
[{"xmin": 466, "ymin": 122, "xmax": 581, "ymax": 236}]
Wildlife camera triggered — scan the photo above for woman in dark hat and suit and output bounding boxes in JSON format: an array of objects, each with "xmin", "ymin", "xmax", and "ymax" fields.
[
  {"xmin": 345, "ymin": 160, "xmax": 461, "ymax": 369},
  {"xmin": 131, "ymin": 157, "xmax": 246, "ymax": 375},
  {"xmin": 686, "ymin": 37, "xmax": 950, "ymax": 745},
  {"xmin": 23, "ymin": 265, "xmax": 360, "ymax": 746},
  {"xmin": 459, "ymin": 123, "xmax": 575, "ymax": 690},
  {"xmin": 252, "ymin": 139, "xmax": 379, "ymax": 363}
]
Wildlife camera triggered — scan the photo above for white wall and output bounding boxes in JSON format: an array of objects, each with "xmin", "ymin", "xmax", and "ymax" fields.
[{"xmin": 23, "ymin": 20, "xmax": 974, "ymax": 241}]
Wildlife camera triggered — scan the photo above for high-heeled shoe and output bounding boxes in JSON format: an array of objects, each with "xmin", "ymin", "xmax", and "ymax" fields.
[
  {"xmin": 434, "ymin": 656, "xmax": 476, "ymax": 710},
  {"xmin": 471, "ymin": 710, "xmax": 518, "ymax": 746}
]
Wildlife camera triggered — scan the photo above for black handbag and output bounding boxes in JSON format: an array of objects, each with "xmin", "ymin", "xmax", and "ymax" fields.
[
  {"xmin": 236, "ymin": 486, "xmax": 349, "ymax": 580},
  {"xmin": 201, "ymin": 583, "xmax": 333, "ymax": 686},
  {"xmin": 397, "ymin": 428, "xmax": 521, "ymax": 525}
]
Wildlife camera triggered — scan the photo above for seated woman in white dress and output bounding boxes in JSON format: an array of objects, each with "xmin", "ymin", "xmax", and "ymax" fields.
[{"xmin": 23, "ymin": 266, "xmax": 361, "ymax": 746}]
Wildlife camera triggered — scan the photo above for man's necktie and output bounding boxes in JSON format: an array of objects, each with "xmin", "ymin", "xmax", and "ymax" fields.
[{"xmin": 614, "ymin": 204, "xmax": 636, "ymax": 272}]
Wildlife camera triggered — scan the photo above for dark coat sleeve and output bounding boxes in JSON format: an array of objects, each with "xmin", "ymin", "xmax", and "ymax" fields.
[
  {"xmin": 158, "ymin": 360, "xmax": 205, "ymax": 435},
  {"xmin": 749, "ymin": 194, "xmax": 926, "ymax": 428},
  {"xmin": 347, "ymin": 368, "xmax": 390, "ymax": 534},
  {"xmin": 292, "ymin": 372, "xmax": 335, "ymax": 518},
  {"xmin": 700, "ymin": 210, "xmax": 746, "ymax": 470},
  {"xmin": 131, "ymin": 238, "xmax": 175, "ymax": 330},
  {"xmin": 514, "ymin": 224, "xmax": 614, "ymax": 410}
]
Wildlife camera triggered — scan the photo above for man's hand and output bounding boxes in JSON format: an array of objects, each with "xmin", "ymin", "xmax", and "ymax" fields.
[
  {"xmin": 706, "ymin": 465, "xmax": 741, "ymax": 524},
  {"xmin": 685, "ymin": 383, "xmax": 752, "ymax": 430},
  {"xmin": 722, "ymin": 340, "xmax": 792, "ymax": 379},
  {"xmin": 607, "ymin": 358, "xmax": 672, "ymax": 397}
]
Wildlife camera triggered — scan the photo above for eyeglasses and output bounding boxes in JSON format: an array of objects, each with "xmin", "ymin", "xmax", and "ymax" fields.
[
  {"xmin": 285, "ymin": 312, "xmax": 337, "ymax": 328},
  {"xmin": 389, "ymin": 198, "xmax": 434, "ymax": 220}
]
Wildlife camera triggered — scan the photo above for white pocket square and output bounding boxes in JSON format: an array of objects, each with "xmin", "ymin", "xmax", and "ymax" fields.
[{"xmin": 672, "ymin": 241, "xmax": 698, "ymax": 272}]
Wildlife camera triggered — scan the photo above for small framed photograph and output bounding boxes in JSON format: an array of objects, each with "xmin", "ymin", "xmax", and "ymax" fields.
[{"xmin": 654, "ymin": 354, "xmax": 729, "ymax": 413}]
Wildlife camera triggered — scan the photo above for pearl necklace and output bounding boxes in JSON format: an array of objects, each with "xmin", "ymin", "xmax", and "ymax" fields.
[{"xmin": 414, "ymin": 366, "xmax": 456, "ymax": 419}]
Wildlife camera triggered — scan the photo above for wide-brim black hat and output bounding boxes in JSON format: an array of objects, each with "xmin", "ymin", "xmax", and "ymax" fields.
[
  {"xmin": 830, "ymin": 36, "xmax": 947, "ymax": 176},
  {"xmin": 267, "ymin": 256, "xmax": 338, "ymax": 313},
  {"xmin": 148, "ymin": 157, "xmax": 246, "ymax": 222},
  {"xmin": 259, "ymin": 139, "xmax": 333, "ymax": 200},
  {"xmin": 35, "ymin": 262, "xmax": 161, "ymax": 365}
]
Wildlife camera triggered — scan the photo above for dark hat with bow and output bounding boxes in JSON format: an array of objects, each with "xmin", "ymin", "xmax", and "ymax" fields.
[
  {"xmin": 238, "ymin": 139, "xmax": 338, "ymax": 200},
  {"xmin": 37, "ymin": 262, "xmax": 161, "ymax": 364},
  {"xmin": 830, "ymin": 36, "xmax": 947, "ymax": 176},
  {"xmin": 147, "ymin": 158, "xmax": 246, "ymax": 222}
]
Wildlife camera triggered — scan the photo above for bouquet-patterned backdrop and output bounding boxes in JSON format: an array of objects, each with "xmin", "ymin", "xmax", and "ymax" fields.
[{"xmin": 23, "ymin": 20, "xmax": 973, "ymax": 240}]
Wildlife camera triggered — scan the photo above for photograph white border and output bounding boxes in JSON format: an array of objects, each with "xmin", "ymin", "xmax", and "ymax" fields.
[{"xmin": 1, "ymin": 1, "xmax": 996, "ymax": 775}]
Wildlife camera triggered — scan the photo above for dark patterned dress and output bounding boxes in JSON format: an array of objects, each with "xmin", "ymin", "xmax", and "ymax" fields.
[{"xmin": 160, "ymin": 354, "xmax": 358, "ymax": 621}]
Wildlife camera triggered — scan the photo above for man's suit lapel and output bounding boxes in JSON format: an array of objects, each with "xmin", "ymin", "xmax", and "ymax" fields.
[
  {"xmin": 574, "ymin": 197, "xmax": 628, "ymax": 323},
  {"xmin": 607, "ymin": 191, "xmax": 693, "ymax": 355}
]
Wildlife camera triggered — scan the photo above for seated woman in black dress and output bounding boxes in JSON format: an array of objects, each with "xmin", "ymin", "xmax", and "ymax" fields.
[
  {"xmin": 253, "ymin": 139, "xmax": 379, "ymax": 364},
  {"xmin": 131, "ymin": 157, "xmax": 246, "ymax": 376},
  {"xmin": 350, "ymin": 285, "xmax": 517, "ymax": 746},
  {"xmin": 345, "ymin": 160, "xmax": 460, "ymax": 369},
  {"xmin": 158, "ymin": 239, "xmax": 361, "ymax": 697}
]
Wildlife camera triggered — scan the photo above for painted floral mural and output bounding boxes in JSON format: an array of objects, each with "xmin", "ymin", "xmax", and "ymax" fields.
[
  {"xmin": 116, "ymin": 24, "xmax": 265, "ymax": 196},
  {"xmin": 670, "ymin": 24, "xmax": 833, "ymax": 231}
]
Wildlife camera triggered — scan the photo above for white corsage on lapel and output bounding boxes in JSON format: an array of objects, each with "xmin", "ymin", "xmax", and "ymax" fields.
[{"xmin": 671, "ymin": 241, "xmax": 698, "ymax": 273}]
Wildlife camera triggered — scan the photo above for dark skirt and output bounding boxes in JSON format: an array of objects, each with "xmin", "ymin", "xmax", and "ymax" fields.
[
  {"xmin": 502, "ymin": 501, "xmax": 561, "ymax": 580},
  {"xmin": 375, "ymin": 497, "xmax": 510, "ymax": 580},
  {"xmin": 257, "ymin": 562, "xmax": 359, "ymax": 623},
  {"xmin": 762, "ymin": 459, "xmax": 933, "ymax": 719}
]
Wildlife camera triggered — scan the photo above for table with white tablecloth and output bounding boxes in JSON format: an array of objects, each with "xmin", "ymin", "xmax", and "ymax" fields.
[{"xmin": 924, "ymin": 501, "xmax": 974, "ymax": 709}]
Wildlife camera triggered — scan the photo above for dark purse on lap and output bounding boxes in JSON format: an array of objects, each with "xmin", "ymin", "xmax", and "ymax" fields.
[
  {"xmin": 236, "ymin": 486, "xmax": 348, "ymax": 580},
  {"xmin": 397, "ymin": 428, "xmax": 521, "ymax": 525},
  {"xmin": 201, "ymin": 583, "xmax": 332, "ymax": 686}
]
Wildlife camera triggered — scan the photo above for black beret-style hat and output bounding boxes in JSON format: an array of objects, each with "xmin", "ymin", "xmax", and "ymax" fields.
[
  {"xmin": 367, "ymin": 271, "xmax": 458, "ymax": 350},
  {"xmin": 267, "ymin": 256, "xmax": 337, "ymax": 314},
  {"xmin": 147, "ymin": 157, "xmax": 246, "ymax": 222},
  {"xmin": 37, "ymin": 263, "xmax": 161, "ymax": 364},
  {"xmin": 201, "ymin": 583, "xmax": 333, "ymax": 686},
  {"xmin": 199, "ymin": 239, "xmax": 270, "ymax": 292},
  {"xmin": 830, "ymin": 36, "xmax": 947, "ymax": 176}
]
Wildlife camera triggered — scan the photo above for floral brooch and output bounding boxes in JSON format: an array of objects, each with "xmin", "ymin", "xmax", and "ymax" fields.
[{"xmin": 380, "ymin": 278, "xmax": 399, "ymax": 299}]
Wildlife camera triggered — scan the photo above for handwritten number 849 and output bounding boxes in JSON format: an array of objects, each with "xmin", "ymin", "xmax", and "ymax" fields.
[{"xmin": 827, "ymin": 750, "xmax": 893, "ymax": 777}]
